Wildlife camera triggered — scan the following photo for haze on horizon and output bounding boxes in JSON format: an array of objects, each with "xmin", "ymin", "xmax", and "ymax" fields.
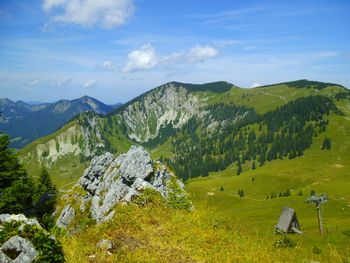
[{"xmin": 0, "ymin": 0, "xmax": 349, "ymax": 104}]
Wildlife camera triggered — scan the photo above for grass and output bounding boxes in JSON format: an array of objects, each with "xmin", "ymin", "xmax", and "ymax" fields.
[
  {"xmin": 185, "ymin": 111, "xmax": 350, "ymax": 259},
  {"xmin": 60, "ymin": 191, "xmax": 347, "ymax": 263},
  {"xmin": 16, "ymin": 84, "xmax": 350, "ymax": 261}
]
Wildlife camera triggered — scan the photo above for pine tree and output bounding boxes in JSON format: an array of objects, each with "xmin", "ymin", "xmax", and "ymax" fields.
[
  {"xmin": 252, "ymin": 161, "xmax": 256, "ymax": 170},
  {"xmin": 34, "ymin": 169, "xmax": 58, "ymax": 228},
  {"xmin": 0, "ymin": 134, "xmax": 35, "ymax": 214},
  {"xmin": 237, "ymin": 163, "xmax": 242, "ymax": 175},
  {"xmin": 321, "ymin": 137, "xmax": 331, "ymax": 150}
]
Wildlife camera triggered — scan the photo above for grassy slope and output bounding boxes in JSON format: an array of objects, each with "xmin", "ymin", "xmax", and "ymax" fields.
[
  {"xmin": 151, "ymin": 84, "xmax": 344, "ymax": 159},
  {"xmin": 18, "ymin": 120, "xmax": 84, "ymax": 189},
  {"xmin": 18, "ymin": 115, "xmax": 134, "ymax": 190},
  {"xmin": 32, "ymin": 82, "xmax": 348, "ymax": 262},
  {"xmin": 186, "ymin": 108, "xmax": 350, "ymax": 260},
  {"xmin": 60, "ymin": 192, "xmax": 346, "ymax": 263}
]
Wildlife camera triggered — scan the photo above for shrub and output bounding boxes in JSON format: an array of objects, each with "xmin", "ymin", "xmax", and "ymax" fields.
[
  {"xmin": 167, "ymin": 178, "xmax": 192, "ymax": 210},
  {"xmin": 313, "ymin": 246, "xmax": 322, "ymax": 254},
  {"xmin": 274, "ymin": 236, "xmax": 296, "ymax": 248}
]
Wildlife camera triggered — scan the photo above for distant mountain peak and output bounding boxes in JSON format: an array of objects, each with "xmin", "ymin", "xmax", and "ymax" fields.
[{"xmin": 1, "ymin": 95, "xmax": 117, "ymax": 148}]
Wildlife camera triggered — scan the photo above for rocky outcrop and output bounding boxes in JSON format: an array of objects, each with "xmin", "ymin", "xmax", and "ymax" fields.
[
  {"xmin": 56, "ymin": 146, "xmax": 188, "ymax": 227},
  {"xmin": 56, "ymin": 205, "xmax": 75, "ymax": 229},
  {"xmin": 0, "ymin": 236, "xmax": 37, "ymax": 263},
  {"xmin": 0, "ymin": 214, "xmax": 41, "ymax": 230},
  {"xmin": 0, "ymin": 215, "xmax": 40, "ymax": 263},
  {"xmin": 121, "ymin": 83, "xmax": 201, "ymax": 142},
  {"xmin": 0, "ymin": 214, "xmax": 64, "ymax": 262}
]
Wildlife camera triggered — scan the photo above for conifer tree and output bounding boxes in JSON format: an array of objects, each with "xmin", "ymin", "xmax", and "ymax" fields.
[{"xmin": 0, "ymin": 134, "xmax": 35, "ymax": 214}]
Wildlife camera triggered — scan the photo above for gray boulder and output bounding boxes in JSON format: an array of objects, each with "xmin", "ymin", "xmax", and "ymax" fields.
[
  {"xmin": 56, "ymin": 205, "xmax": 75, "ymax": 229},
  {"xmin": 0, "ymin": 236, "xmax": 37, "ymax": 263},
  {"xmin": 115, "ymin": 145, "xmax": 154, "ymax": 184},
  {"xmin": 97, "ymin": 239, "xmax": 113, "ymax": 250},
  {"xmin": 0, "ymin": 214, "xmax": 41, "ymax": 232},
  {"xmin": 57, "ymin": 145, "xmax": 188, "ymax": 226}
]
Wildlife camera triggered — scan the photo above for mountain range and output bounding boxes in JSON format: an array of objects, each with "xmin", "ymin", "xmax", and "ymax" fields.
[
  {"xmin": 10, "ymin": 79, "xmax": 350, "ymax": 261},
  {"xmin": 0, "ymin": 96, "xmax": 120, "ymax": 148}
]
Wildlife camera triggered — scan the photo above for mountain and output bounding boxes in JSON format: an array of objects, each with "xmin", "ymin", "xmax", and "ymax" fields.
[
  {"xmin": 109, "ymin": 102, "xmax": 123, "ymax": 109},
  {"xmin": 0, "ymin": 96, "xmax": 117, "ymax": 148},
  {"xmin": 18, "ymin": 79, "xmax": 347, "ymax": 186},
  {"xmin": 16, "ymin": 79, "xmax": 350, "ymax": 261}
]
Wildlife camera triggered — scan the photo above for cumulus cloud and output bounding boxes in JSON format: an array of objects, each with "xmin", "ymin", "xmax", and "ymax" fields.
[
  {"xmin": 83, "ymin": 79, "xmax": 97, "ymax": 88},
  {"xmin": 102, "ymin": 61, "xmax": 117, "ymax": 71},
  {"xmin": 22, "ymin": 79, "xmax": 39, "ymax": 91},
  {"xmin": 187, "ymin": 44, "xmax": 218, "ymax": 62},
  {"xmin": 56, "ymin": 78, "xmax": 71, "ymax": 87},
  {"xmin": 42, "ymin": 0, "xmax": 134, "ymax": 29},
  {"xmin": 251, "ymin": 83, "xmax": 262, "ymax": 88},
  {"xmin": 121, "ymin": 44, "xmax": 159, "ymax": 73},
  {"xmin": 121, "ymin": 44, "xmax": 218, "ymax": 73}
]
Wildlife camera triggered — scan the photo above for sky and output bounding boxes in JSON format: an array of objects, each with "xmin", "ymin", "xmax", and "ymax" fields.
[{"xmin": 0, "ymin": 0, "xmax": 349, "ymax": 104}]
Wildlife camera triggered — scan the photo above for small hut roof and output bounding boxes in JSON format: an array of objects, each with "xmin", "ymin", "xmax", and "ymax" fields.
[{"xmin": 276, "ymin": 206, "xmax": 300, "ymax": 233}]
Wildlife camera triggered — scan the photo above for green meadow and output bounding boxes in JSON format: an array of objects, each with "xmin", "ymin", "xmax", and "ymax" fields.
[{"xmin": 186, "ymin": 112, "xmax": 350, "ymax": 260}]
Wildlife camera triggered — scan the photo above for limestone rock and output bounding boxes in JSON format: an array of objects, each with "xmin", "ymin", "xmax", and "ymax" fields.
[
  {"xmin": 57, "ymin": 145, "xmax": 188, "ymax": 226},
  {"xmin": 115, "ymin": 145, "xmax": 153, "ymax": 184},
  {"xmin": 97, "ymin": 239, "xmax": 113, "ymax": 250},
  {"xmin": 0, "ymin": 214, "xmax": 41, "ymax": 232},
  {"xmin": 56, "ymin": 205, "xmax": 75, "ymax": 229},
  {"xmin": 121, "ymin": 83, "xmax": 201, "ymax": 142},
  {"xmin": 0, "ymin": 236, "xmax": 37, "ymax": 263}
]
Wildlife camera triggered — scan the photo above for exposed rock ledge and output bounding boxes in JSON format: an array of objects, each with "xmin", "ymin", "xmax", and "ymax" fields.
[
  {"xmin": 57, "ymin": 146, "xmax": 187, "ymax": 227},
  {"xmin": 0, "ymin": 214, "xmax": 40, "ymax": 263}
]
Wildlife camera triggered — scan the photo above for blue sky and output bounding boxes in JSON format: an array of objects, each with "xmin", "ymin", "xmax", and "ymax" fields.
[{"xmin": 0, "ymin": 0, "xmax": 349, "ymax": 103}]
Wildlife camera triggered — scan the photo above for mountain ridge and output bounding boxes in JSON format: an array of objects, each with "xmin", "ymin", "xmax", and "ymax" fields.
[
  {"xmin": 17, "ymin": 79, "xmax": 348, "ymax": 189},
  {"xmin": 0, "ymin": 96, "xmax": 121, "ymax": 148}
]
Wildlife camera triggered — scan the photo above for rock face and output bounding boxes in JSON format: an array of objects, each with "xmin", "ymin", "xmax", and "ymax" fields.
[
  {"xmin": 56, "ymin": 146, "xmax": 187, "ymax": 227},
  {"xmin": 121, "ymin": 83, "xmax": 201, "ymax": 142},
  {"xmin": 0, "ymin": 236, "xmax": 37, "ymax": 263},
  {"xmin": 56, "ymin": 205, "xmax": 75, "ymax": 229},
  {"xmin": 0, "ymin": 214, "xmax": 40, "ymax": 263}
]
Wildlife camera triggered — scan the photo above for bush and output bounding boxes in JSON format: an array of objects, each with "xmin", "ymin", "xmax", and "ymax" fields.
[
  {"xmin": 167, "ymin": 178, "xmax": 193, "ymax": 210},
  {"xmin": 313, "ymin": 246, "xmax": 322, "ymax": 254},
  {"xmin": 274, "ymin": 236, "xmax": 296, "ymax": 248}
]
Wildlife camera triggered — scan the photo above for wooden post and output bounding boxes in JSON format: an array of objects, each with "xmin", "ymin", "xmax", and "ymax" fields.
[
  {"xmin": 307, "ymin": 194, "xmax": 327, "ymax": 235},
  {"xmin": 316, "ymin": 203, "xmax": 323, "ymax": 234}
]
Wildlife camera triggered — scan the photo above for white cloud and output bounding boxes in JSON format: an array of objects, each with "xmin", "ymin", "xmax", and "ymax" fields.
[
  {"xmin": 121, "ymin": 44, "xmax": 219, "ymax": 73},
  {"xmin": 56, "ymin": 78, "xmax": 71, "ymax": 87},
  {"xmin": 188, "ymin": 44, "xmax": 218, "ymax": 62},
  {"xmin": 29, "ymin": 79, "xmax": 39, "ymax": 86},
  {"xmin": 251, "ymin": 82, "xmax": 262, "ymax": 88},
  {"xmin": 42, "ymin": 0, "xmax": 134, "ymax": 29},
  {"xmin": 121, "ymin": 44, "xmax": 159, "ymax": 73},
  {"xmin": 102, "ymin": 61, "xmax": 117, "ymax": 71},
  {"xmin": 22, "ymin": 79, "xmax": 39, "ymax": 91},
  {"xmin": 83, "ymin": 79, "xmax": 97, "ymax": 88}
]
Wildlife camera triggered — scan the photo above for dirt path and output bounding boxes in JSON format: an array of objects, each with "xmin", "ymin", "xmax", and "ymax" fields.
[
  {"xmin": 261, "ymin": 91, "xmax": 287, "ymax": 102},
  {"xmin": 59, "ymin": 181, "xmax": 77, "ymax": 192}
]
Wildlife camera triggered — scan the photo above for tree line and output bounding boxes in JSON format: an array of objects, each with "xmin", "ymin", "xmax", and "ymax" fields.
[
  {"xmin": 0, "ymin": 133, "xmax": 57, "ymax": 228},
  {"xmin": 163, "ymin": 96, "xmax": 339, "ymax": 181}
]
